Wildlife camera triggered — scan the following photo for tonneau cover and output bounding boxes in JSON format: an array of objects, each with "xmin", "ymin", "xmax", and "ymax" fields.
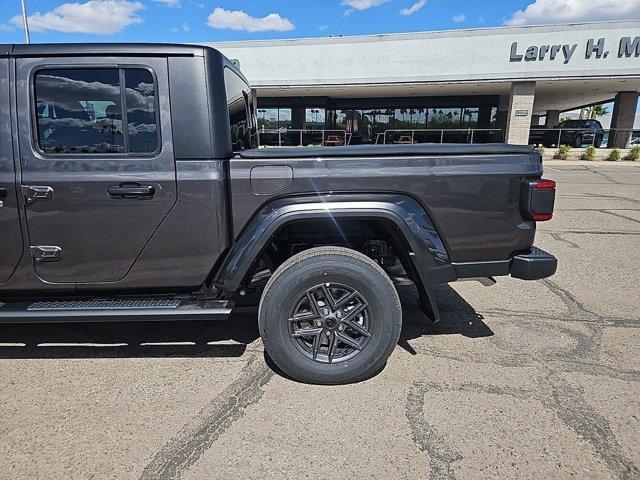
[{"xmin": 238, "ymin": 143, "xmax": 534, "ymax": 159}]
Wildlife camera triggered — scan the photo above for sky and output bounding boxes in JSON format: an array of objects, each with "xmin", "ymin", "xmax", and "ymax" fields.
[{"xmin": 1, "ymin": 0, "xmax": 639, "ymax": 44}]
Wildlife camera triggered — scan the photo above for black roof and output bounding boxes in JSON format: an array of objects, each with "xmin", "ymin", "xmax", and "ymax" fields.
[{"xmin": 0, "ymin": 42, "xmax": 214, "ymax": 58}]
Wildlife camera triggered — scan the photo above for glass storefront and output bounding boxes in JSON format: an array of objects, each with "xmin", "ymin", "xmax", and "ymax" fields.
[{"xmin": 257, "ymin": 101, "xmax": 499, "ymax": 146}]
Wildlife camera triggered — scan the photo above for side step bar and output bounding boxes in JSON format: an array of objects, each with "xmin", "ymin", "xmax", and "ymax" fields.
[{"xmin": 0, "ymin": 297, "xmax": 234, "ymax": 323}]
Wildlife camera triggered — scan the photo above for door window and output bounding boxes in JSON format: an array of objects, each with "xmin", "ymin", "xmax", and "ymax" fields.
[{"xmin": 34, "ymin": 68, "xmax": 158, "ymax": 155}]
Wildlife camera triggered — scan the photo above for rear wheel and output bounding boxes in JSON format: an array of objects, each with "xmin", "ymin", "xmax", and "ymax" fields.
[
  {"xmin": 258, "ymin": 246, "xmax": 402, "ymax": 384},
  {"xmin": 573, "ymin": 134, "xmax": 583, "ymax": 147}
]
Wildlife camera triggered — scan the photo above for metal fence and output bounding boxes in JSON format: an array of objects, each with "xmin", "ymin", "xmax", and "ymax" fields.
[
  {"xmin": 258, "ymin": 127, "xmax": 640, "ymax": 149},
  {"xmin": 529, "ymin": 128, "xmax": 640, "ymax": 149},
  {"xmin": 258, "ymin": 129, "xmax": 349, "ymax": 147},
  {"xmin": 376, "ymin": 129, "xmax": 504, "ymax": 145}
]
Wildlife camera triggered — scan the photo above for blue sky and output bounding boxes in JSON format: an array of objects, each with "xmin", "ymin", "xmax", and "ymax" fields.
[{"xmin": 1, "ymin": 0, "xmax": 638, "ymax": 44}]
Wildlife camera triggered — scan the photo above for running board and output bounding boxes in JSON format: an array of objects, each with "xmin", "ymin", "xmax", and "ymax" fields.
[{"xmin": 0, "ymin": 297, "xmax": 234, "ymax": 323}]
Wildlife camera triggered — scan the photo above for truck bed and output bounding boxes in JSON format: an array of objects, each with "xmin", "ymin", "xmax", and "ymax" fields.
[{"xmin": 230, "ymin": 144, "xmax": 543, "ymax": 264}]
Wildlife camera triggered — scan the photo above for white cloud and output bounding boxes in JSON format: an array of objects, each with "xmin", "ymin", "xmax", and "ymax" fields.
[
  {"xmin": 452, "ymin": 13, "xmax": 466, "ymax": 23},
  {"xmin": 505, "ymin": 0, "xmax": 640, "ymax": 26},
  {"xmin": 154, "ymin": 0, "xmax": 180, "ymax": 7},
  {"xmin": 171, "ymin": 21, "xmax": 190, "ymax": 33},
  {"xmin": 319, "ymin": 24, "xmax": 330, "ymax": 31},
  {"xmin": 400, "ymin": 0, "xmax": 425, "ymax": 16},
  {"xmin": 0, "ymin": 24, "xmax": 15, "ymax": 32},
  {"xmin": 206, "ymin": 8, "xmax": 294, "ymax": 32},
  {"xmin": 10, "ymin": 0, "xmax": 144, "ymax": 35},
  {"xmin": 341, "ymin": 0, "xmax": 391, "ymax": 11}
]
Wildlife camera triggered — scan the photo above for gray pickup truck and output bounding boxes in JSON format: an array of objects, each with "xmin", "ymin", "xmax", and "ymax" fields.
[{"xmin": 0, "ymin": 44, "xmax": 557, "ymax": 384}]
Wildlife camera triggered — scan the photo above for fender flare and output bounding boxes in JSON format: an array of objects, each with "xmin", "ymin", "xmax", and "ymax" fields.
[{"xmin": 213, "ymin": 194, "xmax": 456, "ymax": 296}]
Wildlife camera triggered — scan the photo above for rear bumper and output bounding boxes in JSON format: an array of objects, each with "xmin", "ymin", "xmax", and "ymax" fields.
[
  {"xmin": 452, "ymin": 246, "xmax": 557, "ymax": 281},
  {"xmin": 510, "ymin": 247, "xmax": 557, "ymax": 280}
]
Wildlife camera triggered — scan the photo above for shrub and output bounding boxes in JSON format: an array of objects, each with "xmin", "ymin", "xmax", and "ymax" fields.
[
  {"xmin": 536, "ymin": 146, "xmax": 545, "ymax": 156},
  {"xmin": 607, "ymin": 149, "xmax": 621, "ymax": 162},
  {"xmin": 624, "ymin": 146, "xmax": 640, "ymax": 161},
  {"xmin": 580, "ymin": 146, "xmax": 596, "ymax": 161},
  {"xmin": 554, "ymin": 144, "xmax": 571, "ymax": 160}
]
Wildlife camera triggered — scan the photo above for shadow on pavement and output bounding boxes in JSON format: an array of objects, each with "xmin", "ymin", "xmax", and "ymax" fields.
[
  {"xmin": 0, "ymin": 285, "xmax": 491, "ymax": 361},
  {"xmin": 397, "ymin": 284, "xmax": 494, "ymax": 355}
]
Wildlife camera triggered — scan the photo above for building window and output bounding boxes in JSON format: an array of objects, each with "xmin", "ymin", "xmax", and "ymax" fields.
[
  {"xmin": 258, "ymin": 107, "xmax": 292, "ymax": 130},
  {"xmin": 427, "ymin": 108, "xmax": 462, "ymax": 129},
  {"xmin": 461, "ymin": 108, "xmax": 479, "ymax": 128},
  {"xmin": 305, "ymin": 108, "xmax": 326, "ymax": 130},
  {"xmin": 34, "ymin": 68, "xmax": 159, "ymax": 155}
]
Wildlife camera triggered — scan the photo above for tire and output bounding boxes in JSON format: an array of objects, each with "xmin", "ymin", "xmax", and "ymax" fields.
[
  {"xmin": 573, "ymin": 134, "xmax": 583, "ymax": 148},
  {"xmin": 258, "ymin": 246, "xmax": 402, "ymax": 385}
]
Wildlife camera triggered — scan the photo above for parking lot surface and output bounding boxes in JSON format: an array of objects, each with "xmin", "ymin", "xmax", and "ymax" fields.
[{"xmin": 0, "ymin": 160, "xmax": 638, "ymax": 480}]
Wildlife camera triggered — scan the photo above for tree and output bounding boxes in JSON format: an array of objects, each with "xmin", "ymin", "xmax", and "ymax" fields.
[{"xmin": 587, "ymin": 104, "xmax": 610, "ymax": 119}]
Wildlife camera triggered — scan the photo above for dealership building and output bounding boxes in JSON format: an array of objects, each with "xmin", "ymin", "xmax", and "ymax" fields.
[{"xmin": 210, "ymin": 20, "xmax": 640, "ymax": 147}]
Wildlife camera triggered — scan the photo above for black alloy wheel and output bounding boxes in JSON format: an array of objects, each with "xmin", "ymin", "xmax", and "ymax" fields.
[{"xmin": 289, "ymin": 283, "xmax": 371, "ymax": 364}]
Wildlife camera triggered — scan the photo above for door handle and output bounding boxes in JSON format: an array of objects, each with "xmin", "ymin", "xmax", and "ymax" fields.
[
  {"xmin": 107, "ymin": 184, "xmax": 156, "ymax": 199},
  {"xmin": 22, "ymin": 185, "xmax": 53, "ymax": 205}
]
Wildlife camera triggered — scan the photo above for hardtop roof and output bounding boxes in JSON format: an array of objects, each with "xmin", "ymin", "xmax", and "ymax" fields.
[{"xmin": 1, "ymin": 42, "xmax": 215, "ymax": 59}]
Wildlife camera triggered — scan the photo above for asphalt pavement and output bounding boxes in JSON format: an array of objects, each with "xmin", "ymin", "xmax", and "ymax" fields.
[{"xmin": 0, "ymin": 160, "xmax": 638, "ymax": 480}]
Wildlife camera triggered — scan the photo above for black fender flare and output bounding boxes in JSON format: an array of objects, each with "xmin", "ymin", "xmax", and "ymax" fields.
[{"xmin": 213, "ymin": 194, "xmax": 455, "ymax": 299}]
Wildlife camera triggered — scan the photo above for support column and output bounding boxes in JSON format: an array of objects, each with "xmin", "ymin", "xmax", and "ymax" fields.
[
  {"xmin": 478, "ymin": 105, "xmax": 492, "ymax": 128},
  {"xmin": 531, "ymin": 115, "xmax": 541, "ymax": 126},
  {"xmin": 505, "ymin": 81, "xmax": 536, "ymax": 145},
  {"xmin": 495, "ymin": 95, "xmax": 510, "ymax": 142},
  {"xmin": 291, "ymin": 106, "xmax": 305, "ymax": 130},
  {"xmin": 607, "ymin": 92, "xmax": 639, "ymax": 148},
  {"xmin": 546, "ymin": 110, "xmax": 560, "ymax": 127}
]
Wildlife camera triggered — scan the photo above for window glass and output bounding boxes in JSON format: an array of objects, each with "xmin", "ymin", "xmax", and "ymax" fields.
[
  {"xmin": 394, "ymin": 108, "xmax": 426, "ymax": 129},
  {"xmin": 427, "ymin": 108, "xmax": 462, "ymax": 128},
  {"xmin": 125, "ymin": 69, "xmax": 158, "ymax": 153},
  {"xmin": 278, "ymin": 108, "xmax": 293, "ymax": 129},
  {"xmin": 224, "ymin": 67, "xmax": 257, "ymax": 151},
  {"xmin": 35, "ymin": 69, "xmax": 124, "ymax": 154},
  {"xmin": 305, "ymin": 108, "xmax": 326, "ymax": 130},
  {"xmin": 461, "ymin": 108, "xmax": 479, "ymax": 128},
  {"xmin": 257, "ymin": 108, "xmax": 278, "ymax": 130}
]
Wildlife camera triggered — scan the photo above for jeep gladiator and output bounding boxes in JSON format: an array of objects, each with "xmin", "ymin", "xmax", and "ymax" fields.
[{"xmin": 0, "ymin": 44, "xmax": 557, "ymax": 384}]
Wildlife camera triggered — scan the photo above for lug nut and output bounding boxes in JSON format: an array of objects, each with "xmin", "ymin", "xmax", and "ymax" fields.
[
  {"xmin": 325, "ymin": 330, "xmax": 331, "ymax": 336},
  {"xmin": 338, "ymin": 324, "xmax": 344, "ymax": 331},
  {"xmin": 323, "ymin": 308, "xmax": 330, "ymax": 316},
  {"xmin": 336, "ymin": 311, "xmax": 342, "ymax": 319},
  {"xmin": 316, "ymin": 321, "xmax": 322, "ymax": 327}
]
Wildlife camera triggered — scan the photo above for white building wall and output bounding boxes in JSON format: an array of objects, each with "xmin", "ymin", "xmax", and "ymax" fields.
[{"xmin": 209, "ymin": 21, "xmax": 640, "ymax": 88}]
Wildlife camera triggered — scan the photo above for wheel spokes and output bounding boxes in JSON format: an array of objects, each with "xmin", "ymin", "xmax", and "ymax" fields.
[
  {"xmin": 345, "ymin": 318, "xmax": 371, "ymax": 338},
  {"xmin": 342, "ymin": 301, "xmax": 367, "ymax": 324},
  {"xmin": 289, "ymin": 283, "xmax": 371, "ymax": 364},
  {"xmin": 326, "ymin": 331, "xmax": 338, "ymax": 363},
  {"xmin": 336, "ymin": 331, "xmax": 361, "ymax": 350},
  {"xmin": 292, "ymin": 326, "xmax": 323, "ymax": 338}
]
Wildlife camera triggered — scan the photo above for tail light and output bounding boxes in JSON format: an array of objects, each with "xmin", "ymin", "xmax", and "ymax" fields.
[{"xmin": 521, "ymin": 179, "xmax": 556, "ymax": 222}]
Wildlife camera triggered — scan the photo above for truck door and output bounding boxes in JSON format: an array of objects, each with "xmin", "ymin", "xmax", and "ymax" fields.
[
  {"xmin": 16, "ymin": 57, "xmax": 177, "ymax": 284},
  {"xmin": 0, "ymin": 58, "xmax": 24, "ymax": 283}
]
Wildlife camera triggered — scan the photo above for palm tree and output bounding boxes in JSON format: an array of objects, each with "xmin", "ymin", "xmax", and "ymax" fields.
[{"xmin": 587, "ymin": 104, "xmax": 610, "ymax": 119}]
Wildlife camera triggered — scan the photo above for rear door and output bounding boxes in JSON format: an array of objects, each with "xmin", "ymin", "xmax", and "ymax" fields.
[
  {"xmin": 0, "ymin": 57, "xmax": 24, "ymax": 283},
  {"xmin": 16, "ymin": 57, "xmax": 176, "ymax": 284}
]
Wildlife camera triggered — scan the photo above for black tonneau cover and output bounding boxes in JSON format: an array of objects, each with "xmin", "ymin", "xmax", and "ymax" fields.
[{"xmin": 239, "ymin": 143, "xmax": 534, "ymax": 159}]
